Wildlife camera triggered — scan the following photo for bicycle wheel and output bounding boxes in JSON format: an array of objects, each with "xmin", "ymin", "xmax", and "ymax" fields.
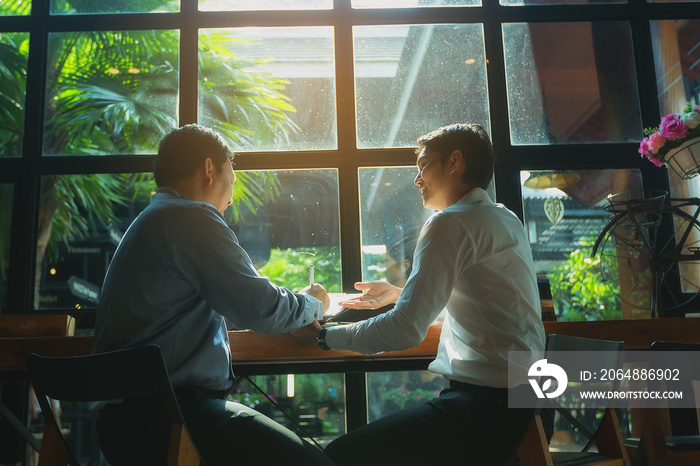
[{"xmin": 597, "ymin": 207, "xmax": 700, "ymax": 315}]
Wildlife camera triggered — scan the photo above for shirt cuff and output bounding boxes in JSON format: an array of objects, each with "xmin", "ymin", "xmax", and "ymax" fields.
[
  {"xmin": 303, "ymin": 294, "xmax": 324, "ymax": 321},
  {"xmin": 324, "ymin": 324, "xmax": 353, "ymax": 351}
]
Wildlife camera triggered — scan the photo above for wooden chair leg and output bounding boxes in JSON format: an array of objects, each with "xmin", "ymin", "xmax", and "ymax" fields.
[
  {"xmin": 37, "ymin": 423, "xmax": 72, "ymax": 466},
  {"xmin": 517, "ymin": 415, "xmax": 554, "ymax": 466},
  {"xmin": 594, "ymin": 409, "xmax": 631, "ymax": 465},
  {"xmin": 167, "ymin": 424, "xmax": 200, "ymax": 466},
  {"xmin": 638, "ymin": 408, "xmax": 670, "ymax": 466}
]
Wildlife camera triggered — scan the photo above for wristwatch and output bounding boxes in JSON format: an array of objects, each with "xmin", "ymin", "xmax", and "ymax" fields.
[{"xmin": 317, "ymin": 327, "xmax": 331, "ymax": 351}]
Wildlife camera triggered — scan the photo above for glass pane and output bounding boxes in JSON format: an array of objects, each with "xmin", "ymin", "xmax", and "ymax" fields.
[
  {"xmin": 367, "ymin": 370, "xmax": 449, "ymax": 422},
  {"xmin": 0, "ymin": 0, "xmax": 31, "ymax": 15},
  {"xmin": 51, "ymin": 0, "xmax": 178, "ymax": 14},
  {"xmin": 650, "ymin": 20, "xmax": 699, "ymax": 119},
  {"xmin": 0, "ymin": 32, "xmax": 29, "ymax": 158},
  {"xmin": 0, "ymin": 184, "xmax": 12, "ymax": 311},
  {"xmin": 245, "ymin": 169, "xmax": 342, "ymax": 293},
  {"xmin": 231, "ymin": 374, "xmax": 346, "ymax": 444},
  {"xmin": 37, "ymin": 173, "xmax": 155, "ymax": 309},
  {"xmin": 359, "ymin": 167, "xmax": 430, "ymax": 285},
  {"xmin": 200, "ymin": 0, "xmax": 332, "ymax": 10},
  {"xmin": 354, "ymin": 24, "xmax": 489, "ymax": 149},
  {"xmin": 199, "ymin": 27, "xmax": 337, "ymax": 152},
  {"xmin": 504, "ymin": 22, "xmax": 641, "ymax": 144},
  {"xmin": 520, "ymin": 168, "xmax": 644, "ymax": 321},
  {"xmin": 43, "ymin": 30, "xmax": 179, "ymax": 156},
  {"xmin": 37, "ymin": 169, "xmax": 341, "ymax": 309},
  {"xmin": 353, "ymin": 0, "xmax": 479, "ymax": 7}
]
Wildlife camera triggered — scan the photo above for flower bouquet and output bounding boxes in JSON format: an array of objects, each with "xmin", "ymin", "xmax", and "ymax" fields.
[{"xmin": 638, "ymin": 102, "xmax": 700, "ymax": 178}]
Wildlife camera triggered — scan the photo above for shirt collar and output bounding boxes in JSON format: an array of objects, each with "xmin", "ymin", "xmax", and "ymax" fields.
[
  {"xmin": 154, "ymin": 186, "xmax": 190, "ymax": 201},
  {"xmin": 456, "ymin": 187, "xmax": 493, "ymax": 206}
]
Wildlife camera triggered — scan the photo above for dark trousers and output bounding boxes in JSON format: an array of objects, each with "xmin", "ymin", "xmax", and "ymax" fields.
[
  {"xmin": 96, "ymin": 387, "xmax": 336, "ymax": 466},
  {"xmin": 325, "ymin": 382, "xmax": 538, "ymax": 466}
]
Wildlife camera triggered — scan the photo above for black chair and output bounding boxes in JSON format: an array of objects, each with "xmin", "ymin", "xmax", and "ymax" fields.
[
  {"xmin": 26, "ymin": 345, "xmax": 202, "ymax": 466},
  {"xmin": 517, "ymin": 334, "xmax": 630, "ymax": 466},
  {"xmin": 626, "ymin": 341, "xmax": 700, "ymax": 466}
]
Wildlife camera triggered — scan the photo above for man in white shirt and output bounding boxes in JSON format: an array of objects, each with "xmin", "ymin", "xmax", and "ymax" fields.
[{"xmin": 293, "ymin": 123, "xmax": 546, "ymax": 465}]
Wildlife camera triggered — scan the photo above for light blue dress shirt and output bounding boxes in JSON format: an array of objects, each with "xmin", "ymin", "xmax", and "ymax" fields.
[
  {"xmin": 94, "ymin": 187, "xmax": 322, "ymax": 391},
  {"xmin": 326, "ymin": 188, "xmax": 545, "ymax": 388}
]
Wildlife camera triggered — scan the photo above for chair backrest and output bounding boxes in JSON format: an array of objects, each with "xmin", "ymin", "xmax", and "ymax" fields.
[
  {"xmin": 650, "ymin": 341, "xmax": 700, "ymax": 436},
  {"xmin": 545, "ymin": 334, "xmax": 626, "ymax": 449},
  {"xmin": 546, "ymin": 333, "xmax": 625, "ymax": 353},
  {"xmin": 518, "ymin": 335, "xmax": 630, "ymax": 466},
  {"xmin": 26, "ymin": 345, "xmax": 197, "ymax": 465},
  {"xmin": 27, "ymin": 345, "xmax": 183, "ymax": 424}
]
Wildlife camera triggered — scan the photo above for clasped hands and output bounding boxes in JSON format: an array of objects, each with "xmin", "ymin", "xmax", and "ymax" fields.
[{"xmin": 291, "ymin": 281, "xmax": 402, "ymax": 345}]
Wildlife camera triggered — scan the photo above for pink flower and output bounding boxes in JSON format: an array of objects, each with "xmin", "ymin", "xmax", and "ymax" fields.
[
  {"xmin": 645, "ymin": 153, "xmax": 665, "ymax": 167},
  {"xmin": 694, "ymin": 105, "xmax": 700, "ymax": 113},
  {"xmin": 647, "ymin": 132, "xmax": 666, "ymax": 153},
  {"xmin": 638, "ymin": 137, "xmax": 650, "ymax": 155},
  {"xmin": 663, "ymin": 119, "xmax": 689, "ymax": 140},
  {"xmin": 659, "ymin": 114, "xmax": 678, "ymax": 131}
]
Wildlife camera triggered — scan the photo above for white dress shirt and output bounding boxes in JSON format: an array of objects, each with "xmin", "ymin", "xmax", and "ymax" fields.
[{"xmin": 326, "ymin": 188, "xmax": 545, "ymax": 388}]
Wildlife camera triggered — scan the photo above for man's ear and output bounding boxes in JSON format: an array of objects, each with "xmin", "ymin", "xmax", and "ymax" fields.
[
  {"xmin": 203, "ymin": 157, "xmax": 215, "ymax": 185},
  {"xmin": 448, "ymin": 149, "xmax": 464, "ymax": 175}
]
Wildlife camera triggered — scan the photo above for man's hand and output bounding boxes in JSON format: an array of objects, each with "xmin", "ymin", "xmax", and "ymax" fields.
[
  {"xmin": 299, "ymin": 283, "xmax": 331, "ymax": 312},
  {"xmin": 291, "ymin": 320, "xmax": 323, "ymax": 345},
  {"xmin": 337, "ymin": 281, "xmax": 402, "ymax": 309}
]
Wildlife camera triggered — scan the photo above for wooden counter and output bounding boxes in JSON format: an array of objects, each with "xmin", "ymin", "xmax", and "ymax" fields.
[{"xmin": 4, "ymin": 318, "xmax": 700, "ymax": 373}]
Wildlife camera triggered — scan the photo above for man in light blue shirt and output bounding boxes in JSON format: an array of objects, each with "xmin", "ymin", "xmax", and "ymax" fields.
[
  {"xmin": 94, "ymin": 124, "xmax": 335, "ymax": 466},
  {"xmin": 293, "ymin": 123, "xmax": 546, "ymax": 465}
]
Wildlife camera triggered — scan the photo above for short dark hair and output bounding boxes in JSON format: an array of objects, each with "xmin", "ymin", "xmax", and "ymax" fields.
[
  {"xmin": 154, "ymin": 124, "xmax": 234, "ymax": 187},
  {"xmin": 416, "ymin": 123, "xmax": 495, "ymax": 190}
]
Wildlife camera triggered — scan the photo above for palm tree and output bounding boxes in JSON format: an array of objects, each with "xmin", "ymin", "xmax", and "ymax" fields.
[{"xmin": 1, "ymin": 2, "xmax": 298, "ymax": 307}]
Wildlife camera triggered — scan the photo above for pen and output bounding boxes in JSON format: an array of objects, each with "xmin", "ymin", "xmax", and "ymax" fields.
[{"xmin": 309, "ymin": 264, "xmax": 314, "ymax": 287}]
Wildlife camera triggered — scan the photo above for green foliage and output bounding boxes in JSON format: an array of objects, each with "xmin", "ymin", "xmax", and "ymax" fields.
[
  {"xmin": 550, "ymin": 242, "xmax": 621, "ymax": 321},
  {"xmin": 0, "ymin": 10, "xmax": 302, "ymax": 300},
  {"xmin": 43, "ymin": 30, "xmax": 179, "ymax": 156},
  {"xmin": 0, "ymin": 1, "xmax": 31, "ymax": 15},
  {"xmin": 198, "ymin": 29, "xmax": 300, "ymax": 151},
  {"xmin": 0, "ymin": 33, "xmax": 28, "ymax": 157},
  {"xmin": 51, "ymin": 0, "xmax": 178, "ymax": 14},
  {"xmin": 258, "ymin": 247, "xmax": 342, "ymax": 293}
]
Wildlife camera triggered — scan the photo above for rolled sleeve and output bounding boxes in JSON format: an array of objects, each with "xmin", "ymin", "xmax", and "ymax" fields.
[{"xmin": 303, "ymin": 294, "xmax": 324, "ymax": 322}]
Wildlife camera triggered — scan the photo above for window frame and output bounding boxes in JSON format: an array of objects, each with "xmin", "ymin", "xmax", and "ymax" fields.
[{"xmin": 1, "ymin": 0, "xmax": 699, "ymax": 318}]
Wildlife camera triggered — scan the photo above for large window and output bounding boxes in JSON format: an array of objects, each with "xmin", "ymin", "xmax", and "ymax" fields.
[
  {"xmin": 2, "ymin": 0, "xmax": 700, "ymax": 461},
  {"xmin": 3, "ymin": 0, "xmax": 698, "ymax": 317}
]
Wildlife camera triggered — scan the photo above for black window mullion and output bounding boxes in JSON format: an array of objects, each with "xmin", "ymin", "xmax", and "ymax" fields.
[
  {"xmin": 483, "ymin": 4, "xmax": 525, "ymax": 220},
  {"xmin": 6, "ymin": 0, "xmax": 51, "ymax": 313},
  {"xmin": 180, "ymin": 0, "xmax": 199, "ymax": 126},
  {"xmin": 334, "ymin": 0, "xmax": 363, "ymax": 291}
]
